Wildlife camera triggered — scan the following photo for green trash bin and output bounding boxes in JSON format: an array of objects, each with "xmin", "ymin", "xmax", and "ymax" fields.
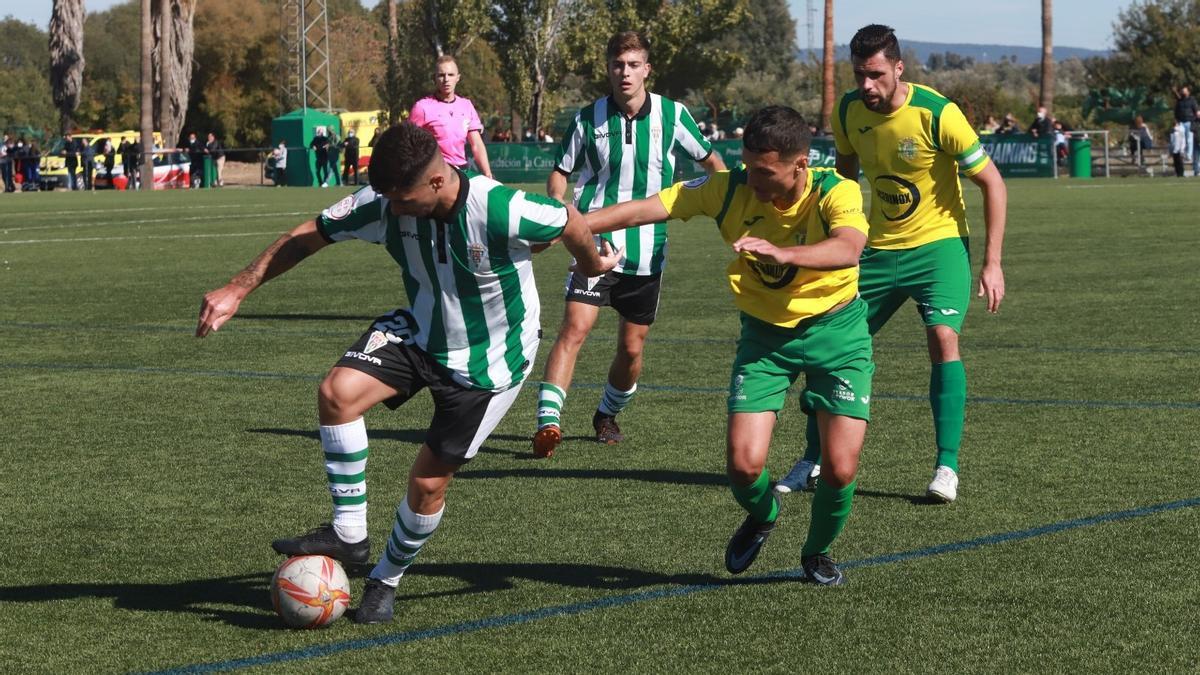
[
  {"xmin": 1068, "ymin": 135, "xmax": 1092, "ymax": 178},
  {"xmin": 201, "ymin": 155, "xmax": 217, "ymax": 187}
]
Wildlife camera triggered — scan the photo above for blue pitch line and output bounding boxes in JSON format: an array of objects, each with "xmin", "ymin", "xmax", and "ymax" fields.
[
  {"xmin": 4, "ymin": 361, "xmax": 1200, "ymax": 411},
  {"xmin": 2, "ymin": 320, "xmax": 1200, "ymax": 357},
  {"xmin": 147, "ymin": 495, "xmax": 1200, "ymax": 674}
]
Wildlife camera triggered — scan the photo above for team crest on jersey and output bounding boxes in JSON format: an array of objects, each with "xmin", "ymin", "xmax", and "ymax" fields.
[
  {"xmin": 683, "ymin": 175, "xmax": 709, "ymax": 189},
  {"xmin": 363, "ymin": 330, "xmax": 389, "ymax": 354},
  {"xmin": 897, "ymin": 137, "xmax": 918, "ymax": 162},
  {"xmin": 468, "ymin": 242, "xmax": 487, "ymax": 267},
  {"xmin": 327, "ymin": 194, "xmax": 355, "ymax": 220}
]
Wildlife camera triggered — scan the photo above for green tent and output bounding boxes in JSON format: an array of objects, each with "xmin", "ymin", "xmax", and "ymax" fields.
[{"xmin": 270, "ymin": 108, "xmax": 342, "ymax": 187}]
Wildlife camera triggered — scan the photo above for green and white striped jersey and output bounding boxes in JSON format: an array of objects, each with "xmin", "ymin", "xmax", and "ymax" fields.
[
  {"xmin": 316, "ymin": 171, "xmax": 566, "ymax": 392},
  {"xmin": 555, "ymin": 93, "xmax": 712, "ymax": 276}
]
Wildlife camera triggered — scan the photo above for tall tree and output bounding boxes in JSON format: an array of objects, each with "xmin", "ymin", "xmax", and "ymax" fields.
[
  {"xmin": 821, "ymin": 0, "xmax": 833, "ymax": 132},
  {"xmin": 492, "ymin": 0, "xmax": 580, "ymax": 137},
  {"xmin": 153, "ymin": 0, "xmax": 196, "ymax": 147},
  {"xmin": 141, "ymin": 0, "xmax": 154, "ymax": 187},
  {"xmin": 49, "ymin": 0, "xmax": 86, "ymax": 135},
  {"xmin": 1040, "ymin": 0, "xmax": 1053, "ymax": 112},
  {"xmin": 1093, "ymin": 0, "xmax": 1200, "ymax": 94}
]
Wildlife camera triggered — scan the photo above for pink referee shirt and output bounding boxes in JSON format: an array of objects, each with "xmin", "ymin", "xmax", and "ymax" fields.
[{"xmin": 409, "ymin": 95, "xmax": 483, "ymax": 167}]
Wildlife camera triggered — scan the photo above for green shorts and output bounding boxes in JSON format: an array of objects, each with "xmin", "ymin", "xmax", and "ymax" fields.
[
  {"xmin": 860, "ymin": 236, "xmax": 971, "ymax": 334},
  {"xmin": 728, "ymin": 298, "xmax": 874, "ymax": 420}
]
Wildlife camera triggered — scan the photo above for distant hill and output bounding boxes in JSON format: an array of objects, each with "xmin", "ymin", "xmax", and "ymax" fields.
[{"xmin": 800, "ymin": 40, "xmax": 1109, "ymax": 65}]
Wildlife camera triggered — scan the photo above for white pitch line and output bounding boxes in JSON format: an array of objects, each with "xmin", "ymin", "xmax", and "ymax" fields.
[
  {"xmin": 0, "ymin": 211, "xmax": 310, "ymax": 233},
  {"xmin": 0, "ymin": 203, "xmax": 265, "ymax": 219},
  {"xmin": 0, "ymin": 230, "xmax": 286, "ymax": 245}
]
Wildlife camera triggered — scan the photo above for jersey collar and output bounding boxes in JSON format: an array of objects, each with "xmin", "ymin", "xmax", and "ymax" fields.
[
  {"xmin": 443, "ymin": 167, "xmax": 470, "ymax": 221},
  {"xmin": 608, "ymin": 93, "xmax": 653, "ymax": 121}
]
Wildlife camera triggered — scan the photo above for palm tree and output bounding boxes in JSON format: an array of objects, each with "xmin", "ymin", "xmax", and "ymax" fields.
[
  {"xmin": 49, "ymin": 0, "xmax": 86, "ymax": 135},
  {"xmin": 1040, "ymin": 0, "xmax": 1053, "ymax": 112},
  {"xmin": 820, "ymin": 0, "xmax": 834, "ymax": 133},
  {"xmin": 154, "ymin": 0, "xmax": 197, "ymax": 148},
  {"xmin": 141, "ymin": 0, "xmax": 154, "ymax": 188}
]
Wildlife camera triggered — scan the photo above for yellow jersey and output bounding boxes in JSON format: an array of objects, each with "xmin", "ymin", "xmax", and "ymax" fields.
[
  {"xmin": 833, "ymin": 83, "xmax": 990, "ymax": 250},
  {"xmin": 657, "ymin": 167, "xmax": 868, "ymax": 327}
]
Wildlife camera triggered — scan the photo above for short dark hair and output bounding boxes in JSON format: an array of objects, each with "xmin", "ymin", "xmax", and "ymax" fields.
[
  {"xmin": 368, "ymin": 122, "xmax": 441, "ymax": 193},
  {"xmin": 850, "ymin": 24, "xmax": 901, "ymax": 62},
  {"xmin": 607, "ymin": 31, "xmax": 651, "ymax": 62},
  {"xmin": 742, "ymin": 106, "xmax": 812, "ymax": 158}
]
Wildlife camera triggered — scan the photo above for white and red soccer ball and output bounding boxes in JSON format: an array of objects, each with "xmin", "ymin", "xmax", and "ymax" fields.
[{"xmin": 270, "ymin": 555, "xmax": 351, "ymax": 628}]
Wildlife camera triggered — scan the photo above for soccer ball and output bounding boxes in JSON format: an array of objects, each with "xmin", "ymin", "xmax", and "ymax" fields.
[{"xmin": 270, "ymin": 555, "xmax": 352, "ymax": 628}]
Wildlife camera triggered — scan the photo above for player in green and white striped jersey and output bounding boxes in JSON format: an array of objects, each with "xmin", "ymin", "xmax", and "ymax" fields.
[
  {"xmin": 196, "ymin": 123, "xmax": 619, "ymax": 624},
  {"xmin": 533, "ymin": 31, "xmax": 726, "ymax": 457}
]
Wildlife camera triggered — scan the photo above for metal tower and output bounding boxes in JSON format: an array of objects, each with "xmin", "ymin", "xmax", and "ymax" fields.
[{"xmin": 279, "ymin": 0, "xmax": 334, "ymax": 112}]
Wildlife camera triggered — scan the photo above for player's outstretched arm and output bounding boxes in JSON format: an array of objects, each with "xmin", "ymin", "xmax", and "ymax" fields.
[
  {"xmin": 561, "ymin": 205, "xmax": 622, "ymax": 277},
  {"xmin": 732, "ymin": 226, "xmax": 866, "ymax": 270},
  {"xmin": 967, "ymin": 162, "xmax": 1007, "ymax": 313},
  {"xmin": 195, "ymin": 219, "xmax": 330, "ymax": 337},
  {"xmin": 584, "ymin": 196, "xmax": 671, "ymax": 236}
]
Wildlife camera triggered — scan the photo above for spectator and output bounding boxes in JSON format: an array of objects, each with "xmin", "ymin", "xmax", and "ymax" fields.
[
  {"xmin": 1193, "ymin": 108, "xmax": 1200, "ymax": 176},
  {"xmin": 22, "ymin": 141, "xmax": 41, "ymax": 190},
  {"xmin": 206, "ymin": 132, "xmax": 225, "ymax": 187},
  {"xmin": 340, "ymin": 129, "xmax": 360, "ymax": 185},
  {"xmin": 539, "ymin": 128, "xmax": 553, "ymax": 143},
  {"xmin": 996, "ymin": 113, "xmax": 1022, "ymax": 135},
  {"xmin": 272, "ymin": 140, "xmax": 287, "ymax": 186},
  {"xmin": 409, "ymin": 54, "xmax": 493, "ymax": 177},
  {"xmin": 310, "ymin": 126, "xmax": 331, "ymax": 187},
  {"xmin": 732, "ymin": 126, "xmax": 744, "ymax": 139},
  {"xmin": 102, "ymin": 139, "xmax": 116, "ymax": 180},
  {"xmin": 182, "ymin": 132, "xmax": 205, "ymax": 187},
  {"xmin": 1169, "ymin": 122, "xmax": 1187, "ymax": 177},
  {"xmin": 1173, "ymin": 86, "xmax": 1197, "ymax": 168},
  {"xmin": 81, "ymin": 138, "xmax": 96, "ymax": 190},
  {"xmin": 1053, "ymin": 120, "xmax": 1069, "ymax": 164},
  {"xmin": 981, "ymin": 115, "xmax": 1000, "ymax": 134},
  {"xmin": 1029, "ymin": 106, "xmax": 1053, "ymax": 138},
  {"xmin": 326, "ymin": 129, "xmax": 342, "ymax": 187},
  {"xmin": 0, "ymin": 134, "xmax": 13, "ymax": 193},
  {"xmin": 119, "ymin": 137, "xmax": 135, "ymax": 189},
  {"xmin": 1128, "ymin": 115, "xmax": 1154, "ymax": 164},
  {"xmin": 62, "ymin": 132, "xmax": 79, "ymax": 190}
]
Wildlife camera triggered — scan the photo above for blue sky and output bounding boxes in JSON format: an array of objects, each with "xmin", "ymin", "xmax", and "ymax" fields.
[{"xmin": 3, "ymin": 0, "xmax": 1130, "ymax": 50}]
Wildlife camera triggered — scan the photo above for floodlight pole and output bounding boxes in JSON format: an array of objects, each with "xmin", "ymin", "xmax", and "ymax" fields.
[{"xmin": 280, "ymin": 0, "xmax": 334, "ymax": 112}]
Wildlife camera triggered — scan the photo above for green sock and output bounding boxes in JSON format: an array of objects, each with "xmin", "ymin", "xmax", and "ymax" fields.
[
  {"xmin": 730, "ymin": 470, "xmax": 779, "ymax": 524},
  {"xmin": 930, "ymin": 360, "xmax": 966, "ymax": 472},
  {"xmin": 802, "ymin": 413, "xmax": 821, "ymax": 464},
  {"xmin": 801, "ymin": 478, "xmax": 857, "ymax": 557}
]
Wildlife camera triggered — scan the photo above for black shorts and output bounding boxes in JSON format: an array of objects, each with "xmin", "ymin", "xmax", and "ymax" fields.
[
  {"xmin": 334, "ymin": 322, "xmax": 523, "ymax": 464},
  {"xmin": 564, "ymin": 270, "xmax": 662, "ymax": 325}
]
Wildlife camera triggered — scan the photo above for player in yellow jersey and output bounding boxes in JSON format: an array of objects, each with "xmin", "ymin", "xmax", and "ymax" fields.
[
  {"xmin": 776, "ymin": 25, "xmax": 1007, "ymax": 503},
  {"xmin": 586, "ymin": 106, "xmax": 872, "ymax": 585}
]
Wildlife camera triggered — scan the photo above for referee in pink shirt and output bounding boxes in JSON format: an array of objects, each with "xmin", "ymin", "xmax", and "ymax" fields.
[{"xmin": 409, "ymin": 55, "xmax": 493, "ymax": 178}]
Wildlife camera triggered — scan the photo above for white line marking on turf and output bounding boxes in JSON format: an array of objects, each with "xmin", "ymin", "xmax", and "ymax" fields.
[
  {"xmin": 0, "ymin": 231, "xmax": 286, "ymax": 245},
  {"xmin": 0, "ymin": 203, "xmax": 268, "ymax": 218},
  {"xmin": 0, "ymin": 211, "xmax": 310, "ymax": 234}
]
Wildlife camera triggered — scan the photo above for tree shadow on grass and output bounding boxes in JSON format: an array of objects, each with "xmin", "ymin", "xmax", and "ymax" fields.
[{"xmin": 0, "ymin": 563, "xmax": 778, "ymax": 629}]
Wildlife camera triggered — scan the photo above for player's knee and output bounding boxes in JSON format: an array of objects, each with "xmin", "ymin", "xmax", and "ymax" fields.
[
  {"xmin": 820, "ymin": 462, "xmax": 858, "ymax": 488},
  {"xmin": 926, "ymin": 326, "xmax": 960, "ymax": 362},
  {"xmin": 317, "ymin": 374, "xmax": 361, "ymax": 422},
  {"xmin": 726, "ymin": 455, "xmax": 765, "ymax": 485}
]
